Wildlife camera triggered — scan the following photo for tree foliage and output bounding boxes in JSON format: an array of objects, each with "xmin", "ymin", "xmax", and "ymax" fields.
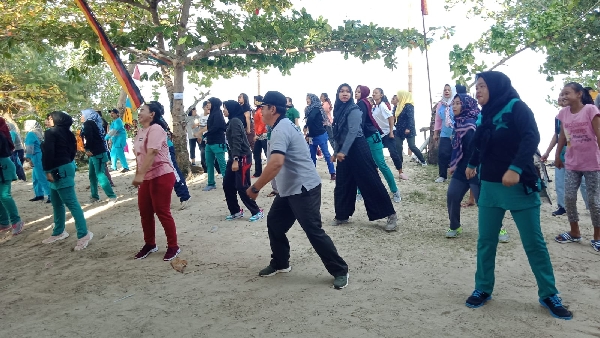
[{"xmin": 445, "ymin": 0, "xmax": 600, "ymax": 86}]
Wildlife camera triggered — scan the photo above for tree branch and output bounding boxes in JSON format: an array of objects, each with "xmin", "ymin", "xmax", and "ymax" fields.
[
  {"xmin": 467, "ymin": 46, "xmax": 529, "ymax": 89},
  {"xmin": 186, "ymin": 42, "xmax": 231, "ymax": 61},
  {"xmin": 176, "ymin": 0, "xmax": 192, "ymax": 57},
  {"xmin": 198, "ymin": 45, "xmax": 346, "ymax": 59},
  {"xmin": 111, "ymin": 0, "xmax": 150, "ymax": 11},
  {"xmin": 185, "ymin": 90, "xmax": 211, "ymax": 113}
]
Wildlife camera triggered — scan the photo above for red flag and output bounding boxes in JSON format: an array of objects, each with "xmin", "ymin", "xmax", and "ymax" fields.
[
  {"xmin": 421, "ymin": 0, "xmax": 428, "ymax": 15},
  {"xmin": 132, "ymin": 65, "xmax": 141, "ymax": 81}
]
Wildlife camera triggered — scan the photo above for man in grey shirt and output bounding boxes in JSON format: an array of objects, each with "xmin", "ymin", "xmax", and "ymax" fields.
[{"xmin": 246, "ymin": 90, "xmax": 349, "ymax": 289}]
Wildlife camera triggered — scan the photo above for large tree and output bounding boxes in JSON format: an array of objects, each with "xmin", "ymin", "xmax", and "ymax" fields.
[
  {"xmin": 445, "ymin": 0, "xmax": 600, "ymax": 87},
  {"xmin": 3, "ymin": 0, "xmax": 442, "ymax": 175}
]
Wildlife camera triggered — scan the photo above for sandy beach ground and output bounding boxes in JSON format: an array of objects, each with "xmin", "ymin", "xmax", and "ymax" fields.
[{"xmin": 0, "ymin": 155, "xmax": 599, "ymax": 338}]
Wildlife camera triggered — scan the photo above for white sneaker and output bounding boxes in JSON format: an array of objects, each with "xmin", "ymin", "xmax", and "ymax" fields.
[
  {"xmin": 392, "ymin": 191, "xmax": 402, "ymax": 203},
  {"xmin": 74, "ymin": 232, "xmax": 93, "ymax": 251},
  {"xmin": 42, "ymin": 231, "xmax": 69, "ymax": 244},
  {"xmin": 179, "ymin": 198, "xmax": 190, "ymax": 210},
  {"xmin": 108, "ymin": 197, "xmax": 118, "ymax": 206},
  {"xmin": 421, "ymin": 161, "xmax": 428, "ymax": 166},
  {"xmin": 434, "ymin": 177, "xmax": 446, "ymax": 183}
]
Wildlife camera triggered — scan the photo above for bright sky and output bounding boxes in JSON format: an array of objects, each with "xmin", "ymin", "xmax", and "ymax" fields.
[{"xmin": 137, "ymin": 0, "xmax": 567, "ymax": 157}]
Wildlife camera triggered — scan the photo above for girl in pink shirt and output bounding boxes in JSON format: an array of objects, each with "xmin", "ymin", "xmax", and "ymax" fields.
[
  {"xmin": 555, "ymin": 83, "xmax": 600, "ymax": 252},
  {"xmin": 132, "ymin": 101, "xmax": 180, "ymax": 261}
]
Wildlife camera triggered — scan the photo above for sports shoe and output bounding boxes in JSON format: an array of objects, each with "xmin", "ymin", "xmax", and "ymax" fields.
[
  {"xmin": 226, "ymin": 209, "xmax": 244, "ymax": 221},
  {"xmin": 203, "ymin": 185, "xmax": 216, "ymax": 191},
  {"xmin": 591, "ymin": 240, "xmax": 600, "ymax": 252},
  {"xmin": 356, "ymin": 193, "xmax": 363, "ymax": 202},
  {"xmin": 385, "ymin": 213, "xmax": 398, "ymax": 232},
  {"xmin": 46, "ymin": 199, "xmax": 51, "ymax": 204},
  {"xmin": 421, "ymin": 161, "xmax": 428, "ymax": 167},
  {"xmin": 74, "ymin": 231, "xmax": 93, "ymax": 251},
  {"xmin": 89, "ymin": 197, "xmax": 100, "ymax": 204},
  {"xmin": 179, "ymin": 198, "xmax": 190, "ymax": 210},
  {"xmin": 333, "ymin": 273, "xmax": 349, "ymax": 289},
  {"xmin": 331, "ymin": 218, "xmax": 351, "ymax": 226},
  {"xmin": 0, "ymin": 224, "xmax": 11, "ymax": 233},
  {"xmin": 392, "ymin": 191, "xmax": 402, "ymax": 203},
  {"xmin": 135, "ymin": 244, "xmax": 158, "ymax": 259},
  {"xmin": 499, "ymin": 229, "xmax": 510, "ymax": 243},
  {"xmin": 11, "ymin": 220, "xmax": 24, "ymax": 236},
  {"xmin": 42, "ymin": 231, "xmax": 69, "ymax": 244},
  {"xmin": 249, "ymin": 210, "xmax": 264, "ymax": 222},
  {"xmin": 163, "ymin": 246, "xmax": 181, "ymax": 261},
  {"xmin": 108, "ymin": 197, "xmax": 118, "ymax": 206},
  {"xmin": 29, "ymin": 196, "xmax": 44, "ymax": 202},
  {"xmin": 465, "ymin": 290, "xmax": 492, "ymax": 308},
  {"xmin": 552, "ymin": 207, "xmax": 566, "ymax": 216},
  {"xmin": 446, "ymin": 227, "xmax": 463, "ymax": 238},
  {"xmin": 435, "ymin": 177, "xmax": 446, "ymax": 183},
  {"xmin": 258, "ymin": 265, "xmax": 292, "ymax": 277},
  {"xmin": 539, "ymin": 295, "xmax": 572, "ymax": 320},
  {"xmin": 120, "ymin": 168, "xmax": 130, "ymax": 173}
]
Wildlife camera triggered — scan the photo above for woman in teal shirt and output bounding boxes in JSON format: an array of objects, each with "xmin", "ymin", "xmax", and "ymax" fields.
[
  {"xmin": 105, "ymin": 109, "xmax": 130, "ymax": 172},
  {"xmin": 24, "ymin": 119, "xmax": 50, "ymax": 202}
]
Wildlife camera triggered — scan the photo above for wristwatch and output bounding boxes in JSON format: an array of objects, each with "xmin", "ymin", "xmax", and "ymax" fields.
[{"xmin": 250, "ymin": 185, "xmax": 260, "ymax": 194}]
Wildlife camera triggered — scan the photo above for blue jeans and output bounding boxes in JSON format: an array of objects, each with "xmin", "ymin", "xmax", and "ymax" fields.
[
  {"xmin": 555, "ymin": 167, "xmax": 588, "ymax": 209},
  {"xmin": 309, "ymin": 132, "xmax": 335, "ymax": 174}
]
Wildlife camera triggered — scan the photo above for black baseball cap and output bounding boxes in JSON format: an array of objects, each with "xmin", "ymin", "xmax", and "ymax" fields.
[{"xmin": 262, "ymin": 91, "xmax": 287, "ymax": 108}]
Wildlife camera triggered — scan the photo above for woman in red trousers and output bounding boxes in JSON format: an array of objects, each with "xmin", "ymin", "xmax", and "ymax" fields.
[{"xmin": 132, "ymin": 101, "xmax": 180, "ymax": 261}]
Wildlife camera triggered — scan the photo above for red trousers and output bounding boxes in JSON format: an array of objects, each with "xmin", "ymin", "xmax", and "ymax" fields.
[{"xmin": 138, "ymin": 172, "xmax": 178, "ymax": 248}]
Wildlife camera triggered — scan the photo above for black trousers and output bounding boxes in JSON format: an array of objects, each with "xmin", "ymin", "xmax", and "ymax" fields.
[
  {"xmin": 438, "ymin": 137, "xmax": 452, "ymax": 179},
  {"xmin": 267, "ymin": 184, "xmax": 348, "ymax": 277},
  {"xmin": 381, "ymin": 134, "xmax": 402, "ymax": 171},
  {"xmin": 188, "ymin": 138, "xmax": 201, "ymax": 160},
  {"xmin": 447, "ymin": 178, "xmax": 480, "ymax": 230},
  {"xmin": 200, "ymin": 141, "xmax": 221, "ymax": 174},
  {"xmin": 223, "ymin": 157, "xmax": 260, "ymax": 216},
  {"xmin": 252, "ymin": 138, "xmax": 268, "ymax": 177},
  {"xmin": 334, "ymin": 136, "xmax": 395, "ymax": 221},
  {"xmin": 394, "ymin": 131, "xmax": 426, "ymax": 169}
]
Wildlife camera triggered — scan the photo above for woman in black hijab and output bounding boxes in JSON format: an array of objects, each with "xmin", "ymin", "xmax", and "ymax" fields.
[
  {"xmin": 463, "ymin": 71, "xmax": 571, "ymax": 320},
  {"xmin": 222, "ymin": 100, "xmax": 263, "ymax": 222},
  {"xmin": 42, "ymin": 111, "xmax": 92, "ymax": 250},
  {"xmin": 331, "ymin": 83, "xmax": 397, "ymax": 232},
  {"xmin": 201, "ymin": 97, "xmax": 227, "ymax": 191}
]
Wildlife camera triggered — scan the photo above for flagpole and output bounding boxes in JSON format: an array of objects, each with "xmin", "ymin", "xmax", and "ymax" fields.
[{"xmin": 421, "ymin": 11, "xmax": 433, "ymax": 111}]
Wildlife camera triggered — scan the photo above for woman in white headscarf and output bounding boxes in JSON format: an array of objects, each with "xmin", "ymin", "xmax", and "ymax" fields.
[
  {"xmin": 433, "ymin": 84, "xmax": 457, "ymax": 183},
  {"xmin": 24, "ymin": 120, "xmax": 50, "ymax": 202}
]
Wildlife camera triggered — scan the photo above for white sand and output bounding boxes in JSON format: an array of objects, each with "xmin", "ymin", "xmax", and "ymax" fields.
[{"xmin": 0, "ymin": 157, "xmax": 599, "ymax": 337}]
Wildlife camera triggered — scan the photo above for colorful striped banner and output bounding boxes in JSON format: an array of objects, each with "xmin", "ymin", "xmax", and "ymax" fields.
[{"xmin": 75, "ymin": 0, "xmax": 144, "ymax": 110}]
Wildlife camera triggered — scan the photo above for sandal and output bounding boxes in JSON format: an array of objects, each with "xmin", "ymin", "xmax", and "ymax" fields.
[
  {"xmin": 591, "ymin": 240, "xmax": 600, "ymax": 252},
  {"xmin": 267, "ymin": 191, "xmax": 278, "ymax": 197},
  {"xmin": 555, "ymin": 232, "xmax": 581, "ymax": 244}
]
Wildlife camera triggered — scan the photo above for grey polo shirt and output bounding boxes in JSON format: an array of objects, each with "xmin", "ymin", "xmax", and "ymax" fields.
[{"xmin": 270, "ymin": 117, "xmax": 321, "ymax": 197}]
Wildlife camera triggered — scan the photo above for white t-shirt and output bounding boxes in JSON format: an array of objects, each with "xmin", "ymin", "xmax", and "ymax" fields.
[{"xmin": 372, "ymin": 103, "xmax": 395, "ymax": 136}]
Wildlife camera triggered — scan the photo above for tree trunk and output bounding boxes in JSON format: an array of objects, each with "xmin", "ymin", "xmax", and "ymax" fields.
[
  {"xmin": 171, "ymin": 60, "xmax": 191, "ymax": 177},
  {"xmin": 426, "ymin": 104, "xmax": 439, "ymax": 164}
]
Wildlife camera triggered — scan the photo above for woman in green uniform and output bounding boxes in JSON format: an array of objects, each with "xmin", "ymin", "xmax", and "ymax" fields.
[
  {"xmin": 0, "ymin": 117, "xmax": 24, "ymax": 236},
  {"xmin": 464, "ymin": 71, "xmax": 571, "ymax": 320}
]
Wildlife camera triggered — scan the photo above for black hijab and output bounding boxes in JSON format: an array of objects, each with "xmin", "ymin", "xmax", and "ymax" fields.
[
  {"xmin": 224, "ymin": 100, "xmax": 244, "ymax": 122},
  {"xmin": 473, "ymin": 71, "xmax": 521, "ymax": 160},
  {"xmin": 47, "ymin": 111, "xmax": 76, "ymax": 160},
  {"xmin": 477, "ymin": 71, "xmax": 520, "ymax": 122},
  {"xmin": 332, "ymin": 83, "xmax": 360, "ymax": 140},
  {"xmin": 207, "ymin": 97, "xmax": 225, "ymax": 129}
]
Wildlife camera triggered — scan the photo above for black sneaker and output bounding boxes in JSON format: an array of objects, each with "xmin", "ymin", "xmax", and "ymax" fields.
[
  {"xmin": 552, "ymin": 207, "xmax": 566, "ymax": 216},
  {"xmin": 258, "ymin": 265, "xmax": 292, "ymax": 277},
  {"xmin": 540, "ymin": 295, "xmax": 572, "ymax": 320},
  {"xmin": 465, "ymin": 290, "xmax": 492, "ymax": 308},
  {"xmin": 333, "ymin": 274, "xmax": 349, "ymax": 289}
]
